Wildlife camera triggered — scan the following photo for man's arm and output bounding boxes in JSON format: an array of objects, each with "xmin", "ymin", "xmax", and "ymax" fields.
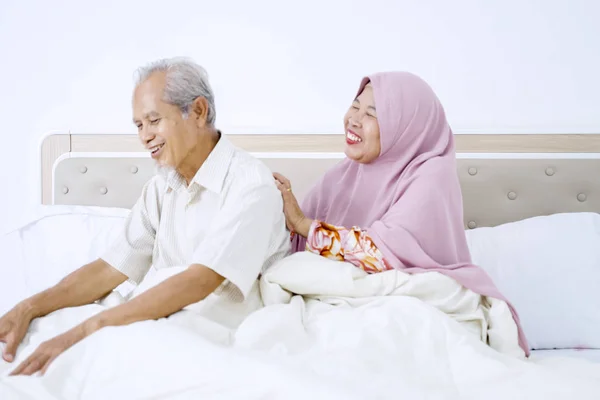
[
  {"xmin": 8, "ymin": 263, "xmax": 223, "ymax": 375},
  {"xmin": 22, "ymin": 259, "xmax": 128, "ymax": 320},
  {"xmin": 2, "ymin": 176, "xmax": 158, "ymax": 367},
  {"xmin": 0, "ymin": 259, "xmax": 127, "ymax": 364},
  {"xmin": 9, "ymin": 181, "xmax": 281, "ymax": 376},
  {"xmin": 82, "ymin": 264, "xmax": 224, "ymax": 333},
  {"xmin": 80, "ymin": 179, "xmax": 282, "ymax": 331},
  {"xmin": 21, "ymin": 177, "xmax": 160, "ymax": 321}
]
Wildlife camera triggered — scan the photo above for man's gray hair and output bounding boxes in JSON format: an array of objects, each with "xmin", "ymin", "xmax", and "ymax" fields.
[{"xmin": 134, "ymin": 57, "xmax": 216, "ymax": 125}]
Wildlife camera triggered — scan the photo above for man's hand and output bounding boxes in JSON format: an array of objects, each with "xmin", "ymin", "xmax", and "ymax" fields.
[
  {"xmin": 0, "ymin": 304, "xmax": 34, "ymax": 363},
  {"xmin": 6, "ymin": 264, "xmax": 224, "ymax": 376},
  {"xmin": 9, "ymin": 324, "xmax": 89, "ymax": 376},
  {"xmin": 0, "ymin": 259, "xmax": 127, "ymax": 368}
]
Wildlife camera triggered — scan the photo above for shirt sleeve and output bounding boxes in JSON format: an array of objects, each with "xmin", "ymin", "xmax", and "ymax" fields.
[
  {"xmin": 100, "ymin": 178, "xmax": 160, "ymax": 284},
  {"xmin": 305, "ymin": 220, "xmax": 391, "ymax": 274},
  {"xmin": 192, "ymin": 183, "xmax": 281, "ymax": 300}
]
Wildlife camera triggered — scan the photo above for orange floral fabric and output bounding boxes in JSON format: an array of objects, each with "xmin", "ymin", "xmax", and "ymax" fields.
[{"xmin": 305, "ymin": 220, "xmax": 391, "ymax": 273}]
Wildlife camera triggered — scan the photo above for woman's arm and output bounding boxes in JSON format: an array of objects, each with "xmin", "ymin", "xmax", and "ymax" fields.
[
  {"xmin": 305, "ymin": 220, "xmax": 391, "ymax": 273},
  {"xmin": 271, "ymin": 173, "xmax": 390, "ymax": 273}
]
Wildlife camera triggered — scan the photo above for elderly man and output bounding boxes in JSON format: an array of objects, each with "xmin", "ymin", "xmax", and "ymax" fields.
[{"xmin": 0, "ymin": 58, "xmax": 289, "ymax": 375}]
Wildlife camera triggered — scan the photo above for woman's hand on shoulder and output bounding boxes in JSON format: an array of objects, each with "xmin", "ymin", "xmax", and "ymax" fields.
[{"xmin": 273, "ymin": 172, "xmax": 312, "ymax": 237}]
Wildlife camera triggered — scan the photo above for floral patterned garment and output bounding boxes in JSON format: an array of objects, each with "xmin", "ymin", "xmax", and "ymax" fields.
[{"xmin": 305, "ymin": 220, "xmax": 391, "ymax": 273}]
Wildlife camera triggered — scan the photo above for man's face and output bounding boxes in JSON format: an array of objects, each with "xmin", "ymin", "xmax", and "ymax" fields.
[{"xmin": 132, "ymin": 72, "xmax": 200, "ymax": 169}]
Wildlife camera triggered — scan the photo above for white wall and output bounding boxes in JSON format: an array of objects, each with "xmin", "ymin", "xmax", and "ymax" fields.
[{"xmin": 1, "ymin": 0, "xmax": 599, "ymax": 232}]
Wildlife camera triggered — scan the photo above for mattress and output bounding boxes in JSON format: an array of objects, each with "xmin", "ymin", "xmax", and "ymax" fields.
[{"xmin": 531, "ymin": 349, "xmax": 600, "ymax": 363}]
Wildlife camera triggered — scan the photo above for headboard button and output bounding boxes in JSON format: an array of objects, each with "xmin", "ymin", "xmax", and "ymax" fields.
[
  {"xmin": 507, "ymin": 191, "xmax": 517, "ymax": 200},
  {"xmin": 62, "ymin": 186, "xmax": 69, "ymax": 194},
  {"xmin": 130, "ymin": 166, "xmax": 138, "ymax": 174},
  {"xmin": 467, "ymin": 221, "xmax": 477, "ymax": 229},
  {"xmin": 79, "ymin": 166, "xmax": 88, "ymax": 174},
  {"xmin": 468, "ymin": 167, "xmax": 478, "ymax": 176},
  {"xmin": 545, "ymin": 167, "xmax": 555, "ymax": 176},
  {"xmin": 99, "ymin": 187, "xmax": 108, "ymax": 195},
  {"xmin": 577, "ymin": 193, "xmax": 587, "ymax": 202}
]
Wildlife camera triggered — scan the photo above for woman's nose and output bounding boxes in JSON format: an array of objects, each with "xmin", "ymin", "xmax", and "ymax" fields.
[{"xmin": 349, "ymin": 117, "xmax": 361, "ymax": 127}]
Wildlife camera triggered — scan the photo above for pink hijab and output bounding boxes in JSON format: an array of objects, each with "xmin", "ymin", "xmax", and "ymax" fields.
[{"xmin": 293, "ymin": 72, "xmax": 529, "ymax": 355}]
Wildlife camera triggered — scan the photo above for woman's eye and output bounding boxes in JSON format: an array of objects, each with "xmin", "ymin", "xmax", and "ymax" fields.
[{"xmin": 150, "ymin": 119, "xmax": 161, "ymax": 125}]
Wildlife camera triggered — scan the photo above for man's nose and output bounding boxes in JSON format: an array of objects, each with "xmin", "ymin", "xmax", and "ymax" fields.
[{"xmin": 139, "ymin": 126, "xmax": 155, "ymax": 145}]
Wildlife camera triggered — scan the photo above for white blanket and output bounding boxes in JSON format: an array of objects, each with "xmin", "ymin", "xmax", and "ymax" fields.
[{"xmin": 2, "ymin": 252, "xmax": 600, "ymax": 399}]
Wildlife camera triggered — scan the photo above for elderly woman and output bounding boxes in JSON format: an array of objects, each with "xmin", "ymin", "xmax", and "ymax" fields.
[{"xmin": 273, "ymin": 72, "xmax": 529, "ymax": 355}]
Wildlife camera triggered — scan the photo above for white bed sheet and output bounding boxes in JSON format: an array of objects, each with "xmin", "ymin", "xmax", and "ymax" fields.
[
  {"xmin": 2, "ymin": 209, "xmax": 600, "ymax": 399},
  {"xmin": 532, "ymin": 349, "xmax": 600, "ymax": 363},
  {"xmin": 2, "ymin": 253, "xmax": 600, "ymax": 400}
]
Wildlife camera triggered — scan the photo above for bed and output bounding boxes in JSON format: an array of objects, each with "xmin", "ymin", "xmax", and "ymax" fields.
[
  {"xmin": 42, "ymin": 133, "xmax": 600, "ymax": 228},
  {"xmin": 0, "ymin": 132, "xmax": 599, "ymax": 399}
]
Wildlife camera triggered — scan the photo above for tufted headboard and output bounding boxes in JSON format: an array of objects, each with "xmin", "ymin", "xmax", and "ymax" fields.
[{"xmin": 41, "ymin": 133, "xmax": 600, "ymax": 229}]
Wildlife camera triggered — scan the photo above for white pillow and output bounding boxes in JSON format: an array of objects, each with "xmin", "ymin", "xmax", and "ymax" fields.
[
  {"xmin": 465, "ymin": 212, "xmax": 600, "ymax": 351},
  {"xmin": 0, "ymin": 205, "xmax": 130, "ymax": 314}
]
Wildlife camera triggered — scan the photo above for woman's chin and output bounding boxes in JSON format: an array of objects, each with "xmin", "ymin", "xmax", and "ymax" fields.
[{"xmin": 344, "ymin": 146, "xmax": 363, "ymax": 162}]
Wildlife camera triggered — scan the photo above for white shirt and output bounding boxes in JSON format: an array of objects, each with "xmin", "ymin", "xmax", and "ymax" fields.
[{"xmin": 101, "ymin": 135, "xmax": 290, "ymax": 330}]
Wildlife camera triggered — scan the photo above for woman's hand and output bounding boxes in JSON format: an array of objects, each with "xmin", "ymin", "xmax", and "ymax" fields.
[
  {"xmin": 9, "ymin": 323, "xmax": 90, "ymax": 376},
  {"xmin": 0, "ymin": 303, "xmax": 34, "ymax": 363},
  {"xmin": 273, "ymin": 172, "xmax": 313, "ymax": 237}
]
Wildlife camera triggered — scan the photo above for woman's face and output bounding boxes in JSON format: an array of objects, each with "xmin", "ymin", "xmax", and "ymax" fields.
[{"xmin": 343, "ymin": 83, "xmax": 381, "ymax": 164}]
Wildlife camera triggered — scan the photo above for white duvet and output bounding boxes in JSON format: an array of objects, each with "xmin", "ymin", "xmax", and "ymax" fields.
[{"xmin": 2, "ymin": 252, "xmax": 600, "ymax": 399}]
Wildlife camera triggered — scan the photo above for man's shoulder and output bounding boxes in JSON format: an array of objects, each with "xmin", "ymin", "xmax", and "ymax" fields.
[{"xmin": 226, "ymin": 147, "xmax": 275, "ymax": 191}]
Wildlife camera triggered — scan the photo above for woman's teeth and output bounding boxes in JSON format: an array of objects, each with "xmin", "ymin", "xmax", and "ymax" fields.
[{"xmin": 347, "ymin": 132, "xmax": 362, "ymax": 142}]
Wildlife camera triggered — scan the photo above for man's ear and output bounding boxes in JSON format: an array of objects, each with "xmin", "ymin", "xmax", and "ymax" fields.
[{"xmin": 191, "ymin": 97, "xmax": 209, "ymax": 127}]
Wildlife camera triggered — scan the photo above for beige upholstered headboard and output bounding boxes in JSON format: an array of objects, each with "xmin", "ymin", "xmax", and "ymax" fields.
[{"xmin": 41, "ymin": 133, "xmax": 600, "ymax": 229}]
